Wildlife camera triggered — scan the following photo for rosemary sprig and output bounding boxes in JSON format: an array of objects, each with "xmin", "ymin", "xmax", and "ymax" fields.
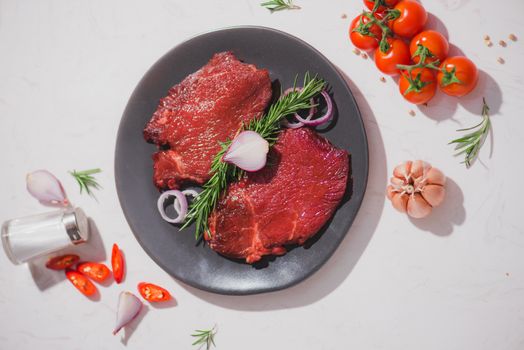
[
  {"xmin": 69, "ymin": 168, "xmax": 102, "ymax": 196},
  {"xmin": 191, "ymin": 326, "xmax": 217, "ymax": 350},
  {"xmin": 449, "ymin": 98, "xmax": 492, "ymax": 168},
  {"xmin": 182, "ymin": 73, "xmax": 325, "ymax": 240},
  {"xmin": 260, "ymin": 0, "xmax": 301, "ymax": 12}
]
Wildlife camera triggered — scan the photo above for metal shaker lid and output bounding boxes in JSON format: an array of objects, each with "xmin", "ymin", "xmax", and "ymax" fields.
[{"xmin": 62, "ymin": 207, "xmax": 89, "ymax": 244}]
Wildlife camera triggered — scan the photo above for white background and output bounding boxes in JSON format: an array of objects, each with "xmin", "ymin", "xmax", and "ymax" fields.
[{"xmin": 1, "ymin": 0, "xmax": 524, "ymax": 349}]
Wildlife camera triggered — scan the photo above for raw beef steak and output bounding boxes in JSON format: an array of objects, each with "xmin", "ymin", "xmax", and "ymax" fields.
[
  {"xmin": 144, "ymin": 52, "xmax": 272, "ymax": 189},
  {"xmin": 207, "ymin": 128, "xmax": 350, "ymax": 264}
]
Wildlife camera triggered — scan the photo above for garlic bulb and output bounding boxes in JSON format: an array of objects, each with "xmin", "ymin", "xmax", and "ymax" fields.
[{"xmin": 386, "ymin": 160, "xmax": 446, "ymax": 218}]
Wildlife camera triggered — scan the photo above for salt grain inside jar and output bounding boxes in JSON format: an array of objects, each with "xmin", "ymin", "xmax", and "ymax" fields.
[{"xmin": 1, "ymin": 208, "xmax": 89, "ymax": 264}]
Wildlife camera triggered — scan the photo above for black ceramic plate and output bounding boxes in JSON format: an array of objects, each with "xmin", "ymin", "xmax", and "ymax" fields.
[{"xmin": 115, "ymin": 26, "xmax": 368, "ymax": 295}]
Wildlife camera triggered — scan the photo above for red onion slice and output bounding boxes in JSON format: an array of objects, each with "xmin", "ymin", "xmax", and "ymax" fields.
[
  {"xmin": 282, "ymin": 119, "xmax": 305, "ymax": 129},
  {"xmin": 223, "ymin": 131, "xmax": 269, "ymax": 172},
  {"xmin": 294, "ymin": 91, "xmax": 333, "ymax": 126},
  {"xmin": 281, "ymin": 87, "xmax": 329, "ymax": 129},
  {"xmin": 157, "ymin": 190, "xmax": 188, "ymax": 224},
  {"xmin": 174, "ymin": 189, "xmax": 199, "ymax": 214}
]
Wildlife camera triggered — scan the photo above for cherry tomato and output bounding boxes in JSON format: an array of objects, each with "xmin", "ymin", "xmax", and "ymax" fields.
[
  {"xmin": 399, "ymin": 68, "xmax": 436, "ymax": 104},
  {"xmin": 111, "ymin": 243, "xmax": 125, "ymax": 284},
  {"xmin": 364, "ymin": 0, "xmax": 399, "ymax": 13},
  {"xmin": 77, "ymin": 262, "xmax": 111, "ymax": 283},
  {"xmin": 138, "ymin": 282, "xmax": 172, "ymax": 302},
  {"xmin": 389, "ymin": 0, "xmax": 427, "ymax": 38},
  {"xmin": 65, "ymin": 270, "xmax": 97, "ymax": 296},
  {"xmin": 46, "ymin": 254, "xmax": 79, "ymax": 270},
  {"xmin": 437, "ymin": 56, "xmax": 478, "ymax": 97},
  {"xmin": 349, "ymin": 13, "xmax": 383, "ymax": 51},
  {"xmin": 410, "ymin": 30, "xmax": 449, "ymax": 64},
  {"xmin": 374, "ymin": 38, "xmax": 411, "ymax": 75}
]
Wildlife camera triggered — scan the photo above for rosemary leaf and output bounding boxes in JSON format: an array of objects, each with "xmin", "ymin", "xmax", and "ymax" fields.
[
  {"xmin": 69, "ymin": 168, "xmax": 102, "ymax": 196},
  {"xmin": 181, "ymin": 73, "xmax": 325, "ymax": 240},
  {"xmin": 449, "ymin": 98, "xmax": 492, "ymax": 168},
  {"xmin": 191, "ymin": 326, "xmax": 217, "ymax": 350},
  {"xmin": 260, "ymin": 0, "xmax": 301, "ymax": 12}
]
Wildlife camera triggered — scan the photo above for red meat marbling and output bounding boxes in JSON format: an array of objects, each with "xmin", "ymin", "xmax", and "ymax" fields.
[
  {"xmin": 207, "ymin": 128, "xmax": 350, "ymax": 264},
  {"xmin": 144, "ymin": 51, "xmax": 272, "ymax": 189}
]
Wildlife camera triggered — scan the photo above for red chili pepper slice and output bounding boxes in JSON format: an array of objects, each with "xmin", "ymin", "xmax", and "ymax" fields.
[
  {"xmin": 77, "ymin": 262, "xmax": 111, "ymax": 283},
  {"xmin": 65, "ymin": 270, "xmax": 97, "ymax": 296},
  {"xmin": 46, "ymin": 254, "xmax": 80, "ymax": 270},
  {"xmin": 137, "ymin": 282, "xmax": 172, "ymax": 302},
  {"xmin": 111, "ymin": 243, "xmax": 125, "ymax": 284}
]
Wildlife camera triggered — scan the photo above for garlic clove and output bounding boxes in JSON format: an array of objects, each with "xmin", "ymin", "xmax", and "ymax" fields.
[
  {"xmin": 425, "ymin": 167, "xmax": 446, "ymax": 186},
  {"xmin": 393, "ymin": 161, "xmax": 412, "ymax": 181},
  {"xmin": 390, "ymin": 176, "xmax": 406, "ymax": 188},
  {"xmin": 413, "ymin": 176, "xmax": 426, "ymax": 191},
  {"xmin": 386, "ymin": 185, "xmax": 396, "ymax": 200},
  {"xmin": 410, "ymin": 160, "xmax": 431, "ymax": 179},
  {"xmin": 421, "ymin": 184, "xmax": 446, "ymax": 207},
  {"xmin": 26, "ymin": 170, "xmax": 69, "ymax": 207},
  {"xmin": 391, "ymin": 193, "xmax": 409, "ymax": 213},
  {"xmin": 407, "ymin": 193, "xmax": 432, "ymax": 218}
]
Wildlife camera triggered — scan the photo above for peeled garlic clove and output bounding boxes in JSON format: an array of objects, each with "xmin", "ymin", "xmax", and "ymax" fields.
[
  {"xmin": 407, "ymin": 193, "xmax": 432, "ymax": 218},
  {"xmin": 426, "ymin": 167, "xmax": 446, "ymax": 186},
  {"xmin": 391, "ymin": 193, "xmax": 409, "ymax": 213},
  {"xmin": 410, "ymin": 160, "xmax": 431, "ymax": 178},
  {"xmin": 393, "ymin": 161, "xmax": 412, "ymax": 181},
  {"xmin": 26, "ymin": 170, "xmax": 69, "ymax": 206},
  {"xmin": 421, "ymin": 184, "xmax": 445, "ymax": 207},
  {"xmin": 113, "ymin": 291, "xmax": 142, "ymax": 335}
]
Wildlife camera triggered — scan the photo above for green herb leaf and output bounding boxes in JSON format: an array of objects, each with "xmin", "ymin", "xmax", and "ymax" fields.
[
  {"xmin": 449, "ymin": 98, "xmax": 492, "ymax": 168},
  {"xmin": 191, "ymin": 326, "xmax": 217, "ymax": 350},
  {"xmin": 69, "ymin": 168, "xmax": 102, "ymax": 196},
  {"xmin": 260, "ymin": 0, "xmax": 300, "ymax": 12},
  {"xmin": 181, "ymin": 73, "xmax": 325, "ymax": 240}
]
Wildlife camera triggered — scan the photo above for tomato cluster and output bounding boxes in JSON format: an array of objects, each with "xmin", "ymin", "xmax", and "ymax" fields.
[{"xmin": 349, "ymin": 0, "xmax": 478, "ymax": 104}]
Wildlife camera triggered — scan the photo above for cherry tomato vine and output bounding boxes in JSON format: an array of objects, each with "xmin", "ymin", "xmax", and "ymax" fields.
[{"xmin": 349, "ymin": 0, "xmax": 478, "ymax": 104}]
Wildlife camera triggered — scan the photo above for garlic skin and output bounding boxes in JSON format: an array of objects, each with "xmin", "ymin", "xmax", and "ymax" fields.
[
  {"xmin": 386, "ymin": 161, "xmax": 446, "ymax": 218},
  {"xmin": 26, "ymin": 170, "xmax": 69, "ymax": 207}
]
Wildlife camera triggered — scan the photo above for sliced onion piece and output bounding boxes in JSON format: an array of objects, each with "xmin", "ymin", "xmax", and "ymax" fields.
[
  {"xmin": 294, "ymin": 91, "xmax": 333, "ymax": 126},
  {"xmin": 157, "ymin": 190, "xmax": 188, "ymax": 224},
  {"xmin": 282, "ymin": 104, "xmax": 317, "ymax": 129},
  {"xmin": 223, "ymin": 131, "xmax": 269, "ymax": 172},
  {"xmin": 283, "ymin": 87, "xmax": 298, "ymax": 96},
  {"xmin": 174, "ymin": 189, "xmax": 199, "ymax": 214},
  {"xmin": 182, "ymin": 189, "xmax": 199, "ymax": 198},
  {"xmin": 113, "ymin": 291, "xmax": 142, "ymax": 335},
  {"xmin": 280, "ymin": 87, "xmax": 319, "ymax": 129},
  {"xmin": 282, "ymin": 119, "xmax": 305, "ymax": 129}
]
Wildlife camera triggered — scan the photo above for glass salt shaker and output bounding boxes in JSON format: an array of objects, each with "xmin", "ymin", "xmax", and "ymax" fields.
[{"xmin": 1, "ymin": 207, "xmax": 89, "ymax": 265}]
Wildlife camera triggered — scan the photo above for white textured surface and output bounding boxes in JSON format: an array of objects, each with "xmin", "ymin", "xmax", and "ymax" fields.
[{"xmin": 1, "ymin": 0, "xmax": 523, "ymax": 349}]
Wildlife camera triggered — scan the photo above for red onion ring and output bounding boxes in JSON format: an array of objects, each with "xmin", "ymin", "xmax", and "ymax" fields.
[
  {"xmin": 281, "ymin": 87, "xmax": 316, "ymax": 129},
  {"xmin": 174, "ymin": 189, "xmax": 199, "ymax": 213},
  {"xmin": 294, "ymin": 91, "xmax": 333, "ymax": 126},
  {"xmin": 157, "ymin": 190, "xmax": 188, "ymax": 224}
]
